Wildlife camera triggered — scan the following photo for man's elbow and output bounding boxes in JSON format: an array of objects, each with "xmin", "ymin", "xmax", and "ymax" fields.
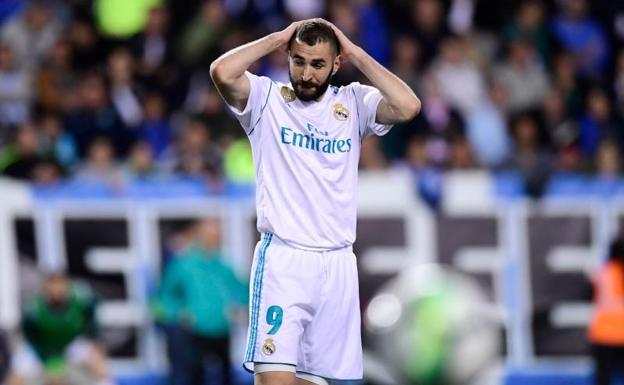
[
  {"xmin": 209, "ymin": 60, "xmax": 224, "ymax": 83},
  {"xmin": 400, "ymin": 97, "xmax": 421, "ymax": 122}
]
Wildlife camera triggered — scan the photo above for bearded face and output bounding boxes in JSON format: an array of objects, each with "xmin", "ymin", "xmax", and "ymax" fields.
[{"xmin": 288, "ymin": 39, "xmax": 340, "ymax": 102}]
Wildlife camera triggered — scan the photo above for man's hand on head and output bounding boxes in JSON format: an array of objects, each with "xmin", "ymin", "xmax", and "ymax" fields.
[
  {"xmin": 317, "ymin": 19, "xmax": 360, "ymax": 62},
  {"xmin": 275, "ymin": 20, "xmax": 304, "ymax": 50}
]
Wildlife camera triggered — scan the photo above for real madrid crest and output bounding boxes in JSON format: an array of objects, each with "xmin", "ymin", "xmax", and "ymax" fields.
[
  {"xmin": 333, "ymin": 103, "xmax": 349, "ymax": 121},
  {"xmin": 262, "ymin": 338, "xmax": 276, "ymax": 355},
  {"xmin": 280, "ymin": 86, "xmax": 296, "ymax": 103}
]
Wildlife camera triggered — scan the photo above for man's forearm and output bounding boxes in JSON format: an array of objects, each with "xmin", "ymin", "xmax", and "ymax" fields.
[
  {"xmin": 210, "ymin": 33, "xmax": 284, "ymax": 83},
  {"xmin": 349, "ymin": 47, "xmax": 421, "ymax": 121}
]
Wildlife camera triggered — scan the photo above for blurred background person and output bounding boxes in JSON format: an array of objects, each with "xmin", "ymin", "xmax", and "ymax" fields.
[
  {"xmin": 6, "ymin": 272, "xmax": 115, "ymax": 385},
  {"xmin": 588, "ymin": 237, "xmax": 624, "ymax": 385},
  {"xmin": 73, "ymin": 136, "xmax": 124, "ymax": 192},
  {"xmin": 0, "ymin": 122, "xmax": 44, "ymax": 181},
  {"xmin": 153, "ymin": 219, "xmax": 247, "ymax": 385},
  {"xmin": 0, "ymin": 43, "xmax": 32, "ymax": 128},
  {"xmin": 0, "ymin": 0, "xmax": 61, "ymax": 72},
  {"xmin": 122, "ymin": 140, "xmax": 160, "ymax": 181}
]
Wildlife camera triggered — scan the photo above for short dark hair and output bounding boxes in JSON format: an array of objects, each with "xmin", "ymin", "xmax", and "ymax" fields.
[{"xmin": 288, "ymin": 19, "xmax": 340, "ymax": 56}]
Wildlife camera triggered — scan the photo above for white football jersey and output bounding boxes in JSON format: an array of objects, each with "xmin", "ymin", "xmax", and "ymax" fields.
[{"xmin": 227, "ymin": 71, "xmax": 392, "ymax": 251}]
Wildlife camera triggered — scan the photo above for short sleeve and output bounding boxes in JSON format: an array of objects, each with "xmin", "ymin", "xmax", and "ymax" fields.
[
  {"xmin": 351, "ymin": 82, "xmax": 393, "ymax": 138},
  {"xmin": 225, "ymin": 71, "xmax": 273, "ymax": 135}
]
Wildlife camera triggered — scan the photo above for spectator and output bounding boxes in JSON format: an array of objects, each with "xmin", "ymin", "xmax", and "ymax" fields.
[
  {"xmin": 31, "ymin": 159, "xmax": 64, "ymax": 187},
  {"xmin": 588, "ymin": 237, "xmax": 624, "ymax": 385},
  {"xmin": 594, "ymin": 141, "xmax": 620, "ymax": 180},
  {"xmin": 416, "ymin": 78, "xmax": 465, "ymax": 167},
  {"xmin": 429, "ymin": 35, "xmax": 487, "ymax": 117},
  {"xmin": 35, "ymin": 38, "xmax": 77, "ymax": 114},
  {"xmin": 130, "ymin": 5, "xmax": 173, "ymax": 86},
  {"xmin": 193, "ymin": 86, "xmax": 241, "ymax": 146},
  {"xmin": 137, "ymin": 92, "xmax": 171, "ymax": 158},
  {"xmin": 493, "ymin": 39, "xmax": 550, "ymax": 113},
  {"xmin": 551, "ymin": 0, "xmax": 610, "ymax": 79},
  {"xmin": 0, "ymin": 43, "xmax": 31, "ymax": 127},
  {"xmin": 74, "ymin": 136, "xmax": 124, "ymax": 190},
  {"xmin": 541, "ymin": 89, "xmax": 581, "ymax": 172},
  {"xmin": 178, "ymin": 0, "xmax": 228, "ymax": 66},
  {"xmin": 356, "ymin": 0, "xmax": 390, "ymax": 66},
  {"xmin": 406, "ymin": 0, "xmax": 450, "ymax": 69},
  {"xmin": 466, "ymin": 81, "xmax": 511, "ymax": 168},
  {"xmin": 6, "ymin": 272, "xmax": 116, "ymax": 385},
  {"xmin": 154, "ymin": 219, "xmax": 247, "ymax": 385},
  {"xmin": 448, "ymin": 132, "xmax": 477, "ymax": 170},
  {"xmin": 502, "ymin": 0, "xmax": 550, "ymax": 65},
  {"xmin": 504, "ymin": 111, "xmax": 553, "ymax": 197},
  {"xmin": 390, "ymin": 34, "xmax": 422, "ymax": 95},
  {"xmin": 122, "ymin": 141, "xmax": 160, "ymax": 180},
  {"xmin": 107, "ymin": 48, "xmax": 143, "ymax": 128},
  {"xmin": 578, "ymin": 87, "xmax": 621, "ymax": 158},
  {"xmin": 551, "ymin": 52, "xmax": 583, "ymax": 116},
  {"xmin": 39, "ymin": 112, "xmax": 78, "ymax": 171},
  {"xmin": 67, "ymin": 17, "xmax": 104, "ymax": 71},
  {"xmin": 542, "ymin": 88, "xmax": 576, "ymax": 151},
  {"xmin": 65, "ymin": 72, "xmax": 135, "ymax": 158},
  {"xmin": 395, "ymin": 135, "xmax": 444, "ymax": 208},
  {"xmin": 0, "ymin": 1, "xmax": 62, "ymax": 72},
  {"xmin": 162, "ymin": 119, "xmax": 222, "ymax": 180},
  {"xmin": 0, "ymin": 122, "xmax": 43, "ymax": 181},
  {"xmin": 381, "ymin": 34, "xmax": 423, "ymax": 161}
]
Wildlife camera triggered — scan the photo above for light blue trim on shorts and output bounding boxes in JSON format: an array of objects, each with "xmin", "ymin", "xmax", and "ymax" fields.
[{"xmin": 246, "ymin": 232, "xmax": 273, "ymax": 362}]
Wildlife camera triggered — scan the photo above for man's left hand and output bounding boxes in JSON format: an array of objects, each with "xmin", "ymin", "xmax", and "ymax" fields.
[{"xmin": 320, "ymin": 19, "xmax": 360, "ymax": 62}]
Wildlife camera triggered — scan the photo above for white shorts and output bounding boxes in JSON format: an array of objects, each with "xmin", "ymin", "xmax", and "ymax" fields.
[{"xmin": 243, "ymin": 233, "xmax": 363, "ymax": 381}]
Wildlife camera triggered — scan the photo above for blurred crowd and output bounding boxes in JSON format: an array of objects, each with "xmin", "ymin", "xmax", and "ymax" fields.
[{"xmin": 0, "ymin": 0, "xmax": 623, "ymax": 200}]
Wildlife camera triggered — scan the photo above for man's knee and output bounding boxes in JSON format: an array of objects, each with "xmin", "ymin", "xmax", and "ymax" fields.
[{"xmin": 254, "ymin": 371, "xmax": 297, "ymax": 385}]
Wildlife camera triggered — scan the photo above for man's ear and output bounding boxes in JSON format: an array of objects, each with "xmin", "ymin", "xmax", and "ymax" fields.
[{"xmin": 332, "ymin": 54, "xmax": 341, "ymax": 75}]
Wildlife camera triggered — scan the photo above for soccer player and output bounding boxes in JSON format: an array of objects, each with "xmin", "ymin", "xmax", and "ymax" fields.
[{"xmin": 210, "ymin": 18, "xmax": 421, "ymax": 385}]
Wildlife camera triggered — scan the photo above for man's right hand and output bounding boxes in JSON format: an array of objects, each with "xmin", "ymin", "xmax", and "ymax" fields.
[{"xmin": 274, "ymin": 21, "xmax": 303, "ymax": 50}]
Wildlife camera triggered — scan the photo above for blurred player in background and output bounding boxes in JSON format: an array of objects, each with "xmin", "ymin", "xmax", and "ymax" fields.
[
  {"xmin": 154, "ymin": 219, "xmax": 247, "ymax": 385},
  {"xmin": 210, "ymin": 18, "xmax": 420, "ymax": 385},
  {"xmin": 588, "ymin": 237, "xmax": 624, "ymax": 385},
  {"xmin": 6, "ymin": 272, "xmax": 115, "ymax": 385}
]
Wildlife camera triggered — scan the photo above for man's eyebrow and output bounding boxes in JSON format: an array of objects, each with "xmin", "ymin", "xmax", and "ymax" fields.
[
  {"xmin": 293, "ymin": 54, "xmax": 306, "ymax": 61},
  {"xmin": 311, "ymin": 59, "xmax": 326, "ymax": 64}
]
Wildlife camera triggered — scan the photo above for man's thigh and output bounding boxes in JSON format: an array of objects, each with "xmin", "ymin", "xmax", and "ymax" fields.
[
  {"xmin": 254, "ymin": 370, "xmax": 296, "ymax": 385},
  {"xmin": 254, "ymin": 371, "xmax": 321, "ymax": 385},
  {"xmin": 255, "ymin": 365, "xmax": 329, "ymax": 385}
]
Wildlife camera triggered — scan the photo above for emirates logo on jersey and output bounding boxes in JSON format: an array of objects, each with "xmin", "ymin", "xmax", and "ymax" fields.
[{"xmin": 280, "ymin": 122, "xmax": 352, "ymax": 154}]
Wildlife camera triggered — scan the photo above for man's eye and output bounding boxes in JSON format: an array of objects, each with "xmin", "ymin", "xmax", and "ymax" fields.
[
  {"xmin": 295, "ymin": 61, "xmax": 304, "ymax": 66},
  {"xmin": 313, "ymin": 64, "xmax": 324, "ymax": 69}
]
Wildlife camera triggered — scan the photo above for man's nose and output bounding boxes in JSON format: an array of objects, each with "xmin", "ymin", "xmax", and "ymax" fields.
[{"xmin": 302, "ymin": 66, "xmax": 313, "ymax": 81}]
